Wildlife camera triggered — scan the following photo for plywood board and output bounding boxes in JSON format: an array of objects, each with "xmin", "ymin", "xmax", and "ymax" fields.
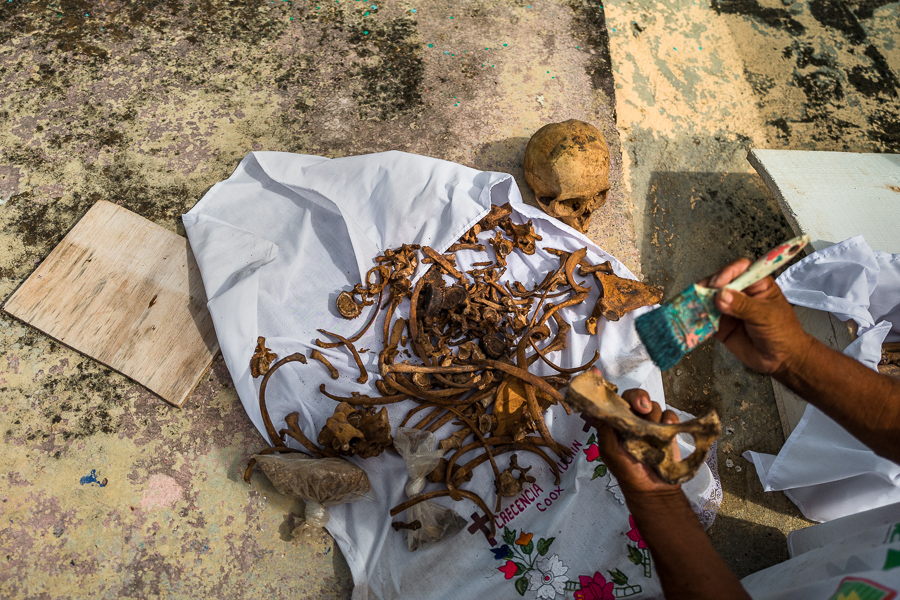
[
  {"xmin": 748, "ymin": 149, "xmax": 900, "ymax": 253},
  {"xmin": 3, "ymin": 200, "xmax": 218, "ymax": 407}
]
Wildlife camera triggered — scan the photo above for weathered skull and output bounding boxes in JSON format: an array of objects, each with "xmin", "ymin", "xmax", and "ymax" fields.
[{"xmin": 523, "ymin": 119, "xmax": 610, "ymax": 233}]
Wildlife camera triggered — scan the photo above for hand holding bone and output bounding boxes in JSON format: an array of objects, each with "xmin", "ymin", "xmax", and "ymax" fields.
[{"xmin": 566, "ymin": 369, "xmax": 720, "ymax": 488}]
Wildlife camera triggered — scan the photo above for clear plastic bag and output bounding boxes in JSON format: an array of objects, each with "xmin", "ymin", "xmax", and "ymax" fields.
[
  {"xmin": 394, "ymin": 427, "xmax": 467, "ymax": 551},
  {"xmin": 253, "ymin": 454, "xmax": 372, "ymax": 538}
]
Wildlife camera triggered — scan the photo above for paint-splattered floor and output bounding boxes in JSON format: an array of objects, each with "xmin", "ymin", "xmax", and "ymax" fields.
[{"xmin": 1, "ymin": 0, "xmax": 897, "ymax": 597}]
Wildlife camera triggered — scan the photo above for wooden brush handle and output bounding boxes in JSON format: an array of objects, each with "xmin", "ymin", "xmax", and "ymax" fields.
[{"xmin": 724, "ymin": 234, "xmax": 810, "ymax": 292}]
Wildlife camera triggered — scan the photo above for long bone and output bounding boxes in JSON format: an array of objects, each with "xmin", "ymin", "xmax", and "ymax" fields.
[{"xmin": 566, "ymin": 369, "xmax": 721, "ymax": 485}]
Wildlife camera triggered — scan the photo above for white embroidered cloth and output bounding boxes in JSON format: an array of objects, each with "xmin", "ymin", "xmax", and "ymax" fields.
[
  {"xmin": 744, "ymin": 236, "xmax": 900, "ymax": 522},
  {"xmin": 183, "ymin": 151, "xmax": 719, "ymax": 600},
  {"xmin": 741, "ymin": 502, "xmax": 900, "ymax": 599}
]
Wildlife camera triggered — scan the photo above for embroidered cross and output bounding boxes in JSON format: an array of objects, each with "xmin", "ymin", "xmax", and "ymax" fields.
[
  {"xmin": 580, "ymin": 412, "xmax": 594, "ymax": 432},
  {"xmin": 467, "ymin": 511, "xmax": 497, "ymax": 546}
]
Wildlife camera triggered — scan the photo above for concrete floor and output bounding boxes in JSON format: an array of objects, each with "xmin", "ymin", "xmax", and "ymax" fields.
[
  {"xmin": 1, "ymin": 0, "xmax": 897, "ymax": 598},
  {"xmin": 607, "ymin": 0, "xmax": 899, "ymax": 575}
]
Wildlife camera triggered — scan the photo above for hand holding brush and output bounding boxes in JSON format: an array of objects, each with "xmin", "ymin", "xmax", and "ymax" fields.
[
  {"xmin": 707, "ymin": 257, "xmax": 811, "ymax": 376},
  {"xmin": 635, "ymin": 235, "xmax": 810, "ymax": 371}
]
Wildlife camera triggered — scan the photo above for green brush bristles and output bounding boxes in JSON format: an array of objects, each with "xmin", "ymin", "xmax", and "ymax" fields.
[
  {"xmin": 635, "ymin": 305, "xmax": 688, "ymax": 371},
  {"xmin": 635, "ymin": 284, "xmax": 720, "ymax": 371},
  {"xmin": 636, "ymin": 234, "xmax": 810, "ymax": 370}
]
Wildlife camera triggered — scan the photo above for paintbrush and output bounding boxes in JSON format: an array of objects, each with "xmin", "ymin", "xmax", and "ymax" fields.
[{"xmin": 635, "ymin": 234, "xmax": 810, "ymax": 371}]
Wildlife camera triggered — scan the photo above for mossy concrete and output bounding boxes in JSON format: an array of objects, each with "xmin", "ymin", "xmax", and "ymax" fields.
[
  {"xmin": 1, "ymin": 0, "xmax": 897, "ymax": 595},
  {"xmin": 0, "ymin": 0, "xmax": 630, "ymax": 598}
]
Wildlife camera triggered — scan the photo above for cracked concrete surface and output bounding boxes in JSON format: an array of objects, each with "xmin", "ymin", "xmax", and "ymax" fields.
[
  {"xmin": 606, "ymin": 0, "xmax": 898, "ymax": 577},
  {"xmin": 1, "ymin": 0, "xmax": 897, "ymax": 596},
  {"xmin": 1, "ymin": 1, "xmax": 630, "ymax": 598}
]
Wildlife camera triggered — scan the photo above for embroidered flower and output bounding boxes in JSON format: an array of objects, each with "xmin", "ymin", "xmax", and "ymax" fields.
[
  {"xmin": 516, "ymin": 532, "xmax": 533, "ymax": 546},
  {"xmin": 491, "ymin": 544, "xmax": 511, "ymax": 560},
  {"xmin": 527, "ymin": 554, "xmax": 568, "ymax": 599},
  {"xmin": 584, "ymin": 443, "xmax": 600, "ymax": 462},
  {"xmin": 574, "ymin": 571, "xmax": 615, "ymax": 600},
  {"xmin": 498, "ymin": 560, "xmax": 519, "ymax": 580},
  {"xmin": 626, "ymin": 515, "xmax": 647, "ymax": 549}
]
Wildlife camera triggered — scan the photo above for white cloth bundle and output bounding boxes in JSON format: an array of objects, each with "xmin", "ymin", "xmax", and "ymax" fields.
[{"xmin": 183, "ymin": 151, "xmax": 719, "ymax": 600}]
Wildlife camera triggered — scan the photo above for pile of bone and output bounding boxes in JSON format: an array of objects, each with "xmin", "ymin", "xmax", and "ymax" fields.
[{"xmin": 246, "ymin": 203, "xmax": 663, "ymax": 543}]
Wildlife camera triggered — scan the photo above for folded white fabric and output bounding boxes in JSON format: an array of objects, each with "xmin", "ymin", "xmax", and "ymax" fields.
[
  {"xmin": 183, "ymin": 151, "xmax": 719, "ymax": 600},
  {"xmin": 744, "ymin": 236, "xmax": 900, "ymax": 522},
  {"xmin": 741, "ymin": 503, "xmax": 900, "ymax": 599}
]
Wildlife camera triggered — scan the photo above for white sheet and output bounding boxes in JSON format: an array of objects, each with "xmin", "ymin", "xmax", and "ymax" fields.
[
  {"xmin": 741, "ymin": 508, "xmax": 900, "ymax": 600},
  {"xmin": 183, "ymin": 151, "xmax": 719, "ymax": 600},
  {"xmin": 744, "ymin": 236, "xmax": 900, "ymax": 522}
]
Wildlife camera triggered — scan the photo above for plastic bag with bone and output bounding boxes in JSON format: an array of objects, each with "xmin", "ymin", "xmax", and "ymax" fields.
[
  {"xmin": 394, "ymin": 427, "xmax": 467, "ymax": 551},
  {"xmin": 252, "ymin": 454, "xmax": 373, "ymax": 538}
]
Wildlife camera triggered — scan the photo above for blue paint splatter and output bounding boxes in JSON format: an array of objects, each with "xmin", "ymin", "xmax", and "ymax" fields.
[{"xmin": 79, "ymin": 469, "xmax": 107, "ymax": 487}]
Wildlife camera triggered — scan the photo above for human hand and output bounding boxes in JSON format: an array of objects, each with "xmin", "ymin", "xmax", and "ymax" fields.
[
  {"xmin": 593, "ymin": 389, "xmax": 682, "ymax": 498},
  {"xmin": 702, "ymin": 258, "xmax": 811, "ymax": 376}
]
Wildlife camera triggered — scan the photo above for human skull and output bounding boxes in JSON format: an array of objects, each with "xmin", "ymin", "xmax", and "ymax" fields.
[{"xmin": 523, "ymin": 119, "xmax": 610, "ymax": 233}]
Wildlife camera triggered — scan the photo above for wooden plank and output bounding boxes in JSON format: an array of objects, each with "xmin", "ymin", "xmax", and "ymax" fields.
[
  {"xmin": 748, "ymin": 149, "xmax": 900, "ymax": 253},
  {"xmin": 3, "ymin": 201, "xmax": 219, "ymax": 407}
]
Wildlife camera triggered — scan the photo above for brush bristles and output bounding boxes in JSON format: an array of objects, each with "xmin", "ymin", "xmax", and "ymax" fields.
[{"xmin": 635, "ymin": 305, "xmax": 688, "ymax": 371}]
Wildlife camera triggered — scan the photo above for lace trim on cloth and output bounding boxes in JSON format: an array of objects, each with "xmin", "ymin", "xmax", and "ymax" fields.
[
  {"xmin": 601, "ymin": 440, "xmax": 722, "ymax": 530},
  {"xmin": 696, "ymin": 441, "xmax": 723, "ymax": 530}
]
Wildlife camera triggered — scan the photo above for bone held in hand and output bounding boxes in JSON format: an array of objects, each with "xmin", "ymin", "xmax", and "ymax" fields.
[{"xmin": 565, "ymin": 369, "xmax": 720, "ymax": 485}]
